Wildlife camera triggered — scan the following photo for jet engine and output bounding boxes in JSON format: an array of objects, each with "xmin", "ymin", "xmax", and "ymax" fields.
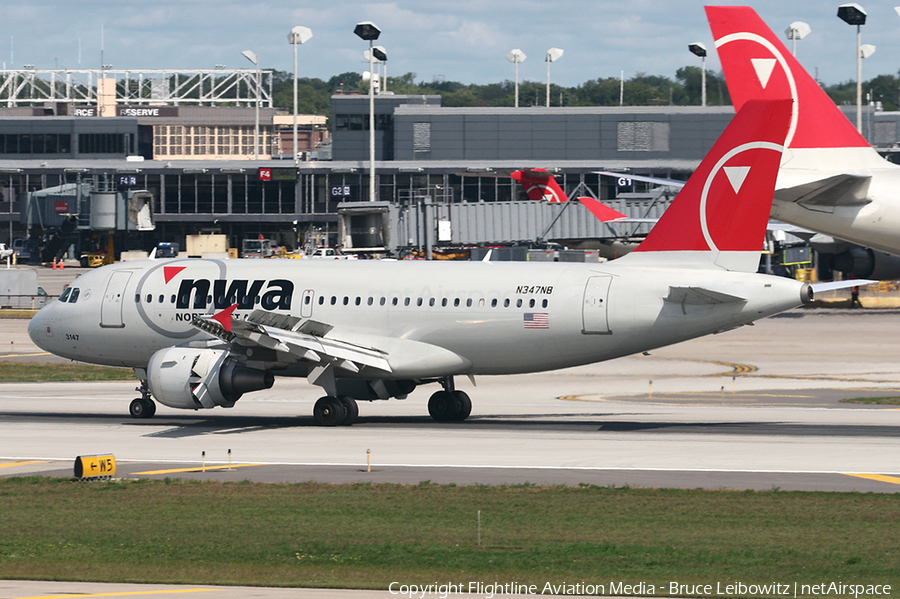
[
  {"xmin": 830, "ymin": 248, "xmax": 900, "ymax": 281},
  {"xmin": 147, "ymin": 348, "xmax": 274, "ymax": 410}
]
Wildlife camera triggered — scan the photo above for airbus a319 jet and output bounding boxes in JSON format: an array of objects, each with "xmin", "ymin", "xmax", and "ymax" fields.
[{"xmin": 28, "ymin": 100, "xmax": 842, "ymax": 426}]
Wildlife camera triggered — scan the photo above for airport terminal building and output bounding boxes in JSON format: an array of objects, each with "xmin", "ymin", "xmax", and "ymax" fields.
[{"xmin": 1, "ymin": 75, "xmax": 896, "ymax": 260}]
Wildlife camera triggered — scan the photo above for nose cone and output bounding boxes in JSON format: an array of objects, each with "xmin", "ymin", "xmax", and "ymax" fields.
[{"xmin": 28, "ymin": 304, "xmax": 56, "ymax": 351}]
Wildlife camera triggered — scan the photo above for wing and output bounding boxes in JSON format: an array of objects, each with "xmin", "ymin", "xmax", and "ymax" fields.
[{"xmin": 190, "ymin": 308, "xmax": 470, "ymax": 381}]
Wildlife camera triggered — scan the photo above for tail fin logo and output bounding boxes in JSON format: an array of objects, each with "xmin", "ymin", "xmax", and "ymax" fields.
[
  {"xmin": 715, "ymin": 32, "xmax": 799, "ymax": 148},
  {"xmin": 750, "ymin": 58, "xmax": 776, "ymax": 89},
  {"xmin": 723, "ymin": 166, "xmax": 750, "ymax": 194}
]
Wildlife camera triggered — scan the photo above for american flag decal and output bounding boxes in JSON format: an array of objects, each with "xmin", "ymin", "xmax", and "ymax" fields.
[{"xmin": 523, "ymin": 313, "xmax": 549, "ymax": 329}]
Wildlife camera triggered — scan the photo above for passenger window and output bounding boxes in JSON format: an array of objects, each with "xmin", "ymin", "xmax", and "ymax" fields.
[
  {"xmin": 367, "ymin": 297, "xmax": 374, "ymax": 306},
  {"xmin": 466, "ymin": 298, "xmax": 472, "ymax": 308},
  {"xmin": 454, "ymin": 298, "xmax": 460, "ymax": 307},
  {"xmin": 355, "ymin": 297, "xmax": 361, "ymax": 306},
  {"xmin": 491, "ymin": 299, "xmax": 497, "ymax": 308},
  {"xmin": 504, "ymin": 298, "xmax": 510, "ymax": 308},
  {"xmin": 442, "ymin": 298, "xmax": 448, "ymax": 307},
  {"xmin": 380, "ymin": 297, "xmax": 386, "ymax": 306},
  {"xmin": 478, "ymin": 298, "xmax": 485, "ymax": 307},
  {"xmin": 343, "ymin": 296, "xmax": 349, "ymax": 305},
  {"xmin": 304, "ymin": 295, "xmax": 311, "ymax": 305},
  {"xmin": 69, "ymin": 288, "xmax": 80, "ymax": 303},
  {"xmin": 146, "ymin": 294, "xmax": 153, "ymax": 303},
  {"xmin": 516, "ymin": 299, "xmax": 523, "ymax": 308},
  {"xmin": 542, "ymin": 299, "xmax": 548, "ymax": 308},
  {"xmin": 392, "ymin": 297, "xmax": 399, "ymax": 306},
  {"xmin": 170, "ymin": 295, "xmax": 176, "ymax": 304},
  {"xmin": 429, "ymin": 298, "xmax": 435, "ymax": 307},
  {"xmin": 159, "ymin": 295, "xmax": 164, "ymax": 304},
  {"xmin": 417, "ymin": 298, "xmax": 423, "ymax": 306},
  {"xmin": 134, "ymin": 294, "xmax": 140, "ymax": 303},
  {"xmin": 529, "ymin": 299, "xmax": 535, "ymax": 308},
  {"xmin": 404, "ymin": 297, "xmax": 410, "ymax": 306},
  {"xmin": 331, "ymin": 296, "xmax": 337, "ymax": 305}
]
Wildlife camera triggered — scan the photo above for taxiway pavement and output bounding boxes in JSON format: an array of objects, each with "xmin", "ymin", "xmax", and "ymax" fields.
[{"xmin": 2, "ymin": 308, "xmax": 900, "ymax": 493}]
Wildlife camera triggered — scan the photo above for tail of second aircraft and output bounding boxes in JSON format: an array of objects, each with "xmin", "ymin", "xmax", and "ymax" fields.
[
  {"xmin": 511, "ymin": 168, "xmax": 627, "ymax": 222},
  {"xmin": 706, "ymin": 6, "xmax": 871, "ymax": 154},
  {"xmin": 622, "ymin": 99, "xmax": 791, "ymax": 272}
]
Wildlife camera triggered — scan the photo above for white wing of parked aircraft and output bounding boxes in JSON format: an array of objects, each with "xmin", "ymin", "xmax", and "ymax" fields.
[
  {"xmin": 28, "ymin": 100, "xmax": 864, "ymax": 426},
  {"xmin": 707, "ymin": 6, "xmax": 900, "ymax": 280}
]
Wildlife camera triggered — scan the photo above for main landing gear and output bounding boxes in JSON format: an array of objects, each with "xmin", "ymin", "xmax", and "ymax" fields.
[
  {"xmin": 427, "ymin": 377, "xmax": 471, "ymax": 422},
  {"xmin": 313, "ymin": 395, "xmax": 359, "ymax": 426},
  {"xmin": 129, "ymin": 380, "xmax": 157, "ymax": 419}
]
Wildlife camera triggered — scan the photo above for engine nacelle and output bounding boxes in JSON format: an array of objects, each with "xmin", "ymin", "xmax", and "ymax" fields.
[
  {"xmin": 147, "ymin": 348, "xmax": 274, "ymax": 410},
  {"xmin": 831, "ymin": 248, "xmax": 900, "ymax": 280}
]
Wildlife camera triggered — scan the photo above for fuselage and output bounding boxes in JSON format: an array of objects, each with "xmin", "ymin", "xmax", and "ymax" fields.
[
  {"xmin": 773, "ymin": 147, "xmax": 900, "ymax": 257},
  {"xmin": 28, "ymin": 257, "xmax": 806, "ymax": 379}
]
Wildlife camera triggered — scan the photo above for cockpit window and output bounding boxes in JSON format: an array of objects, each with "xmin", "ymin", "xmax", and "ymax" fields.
[
  {"xmin": 68, "ymin": 288, "xmax": 80, "ymax": 303},
  {"xmin": 58, "ymin": 288, "xmax": 71, "ymax": 302}
]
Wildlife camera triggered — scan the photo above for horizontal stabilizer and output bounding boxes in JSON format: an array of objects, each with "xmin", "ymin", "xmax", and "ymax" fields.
[
  {"xmin": 809, "ymin": 279, "xmax": 877, "ymax": 293},
  {"xmin": 665, "ymin": 286, "xmax": 746, "ymax": 306},
  {"xmin": 776, "ymin": 174, "xmax": 872, "ymax": 208},
  {"xmin": 577, "ymin": 197, "xmax": 627, "ymax": 222}
]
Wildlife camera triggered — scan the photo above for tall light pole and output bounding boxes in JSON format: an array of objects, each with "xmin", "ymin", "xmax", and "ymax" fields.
[
  {"xmin": 288, "ymin": 26, "xmax": 312, "ymax": 166},
  {"xmin": 838, "ymin": 3, "xmax": 868, "ymax": 133},
  {"xmin": 545, "ymin": 48, "xmax": 563, "ymax": 107},
  {"xmin": 355, "ymin": 21, "xmax": 381, "ymax": 202},
  {"xmin": 784, "ymin": 21, "xmax": 811, "ymax": 56},
  {"xmin": 241, "ymin": 50, "xmax": 260, "ymax": 159},
  {"xmin": 688, "ymin": 42, "xmax": 707, "ymax": 107},
  {"xmin": 506, "ymin": 49, "xmax": 526, "ymax": 107}
]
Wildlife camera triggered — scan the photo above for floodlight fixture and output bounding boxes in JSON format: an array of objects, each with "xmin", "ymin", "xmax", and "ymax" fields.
[
  {"xmin": 242, "ymin": 50, "xmax": 261, "ymax": 159},
  {"xmin": 545, "ymin": 48, "xmax": 563, "ymax": 107},
  {"xmin": 837, "ymin": 3, "xmax": 866, "ymax": 25},
  {"xmin": 837, "ymin": 3, "xmax": 868, "ymax": 132},
  {"xmin": 354, "ymin": 21, "xmax": 381, "ymax": 41},
  {"xmin": 355, "ymin": 21, "xmax": 382, "ymax": 200},
  {"xmin": 785, "ymin": 21, "xmax": 811, "ymax": 56},
  {"xmin": 506, "ymin": 49, "xmax": 526, "ymax": 107},
  {"xmin": 688, "ymin": 42, "xmax": 707, "ymax": 107},
  {"xmin": 288, "ymin": 26, "xmax": 313, "ymax": 165}
]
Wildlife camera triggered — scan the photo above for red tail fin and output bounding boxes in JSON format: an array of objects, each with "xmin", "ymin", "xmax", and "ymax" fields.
[
  {"xmin": 627, "ymin": 100, "xmax": 790, "ymax": 271},
  {"xmin": 706, "ymin": 6, "xmax": 868, "ymax": 150},
  {"xmin": 511, "ymin": 169, "xmax": 568, "ymax": 202}
]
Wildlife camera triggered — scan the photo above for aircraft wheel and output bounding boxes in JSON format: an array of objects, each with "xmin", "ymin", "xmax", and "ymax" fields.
[
  {"xmin": 314, "ymin": 396, "xmax": 346, "ymax": 426},
  {"xmin": 452, "ymin": 391, "xmax": 472, "ymax": 421},
  {"xmin": 428, "ymin": 390, "xmax": 460, "ymax": 422},
  {"xmin": 129, "ymin": 398, "xmax": 155, "ymax": 419},
  {"xmin": 338, "ymin": 396, "xmax": 359, "ymax": 425}
]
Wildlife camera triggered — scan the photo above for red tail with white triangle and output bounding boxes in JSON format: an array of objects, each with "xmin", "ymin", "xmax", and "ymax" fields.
[
  {"xmin": 707, "ymin": 6, "xmax": 868, "ymax": 150},
  {"xmin": 625, "ymin": 99, "xmax": 791, "ymax": 271}
]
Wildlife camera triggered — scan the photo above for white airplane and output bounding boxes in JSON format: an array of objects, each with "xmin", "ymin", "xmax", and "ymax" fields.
[
  {"xmin": 707, "ymin": 5, "xmax": 900, "ymax": 279},
  {"xmin": 27, "ymin": 99, "xmax": 839, "ymax": 426}
]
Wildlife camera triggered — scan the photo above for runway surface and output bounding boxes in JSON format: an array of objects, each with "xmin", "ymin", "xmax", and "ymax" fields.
[{"xmin": 3, "ymin": 308, "xmax": 900, "ymax": 493}]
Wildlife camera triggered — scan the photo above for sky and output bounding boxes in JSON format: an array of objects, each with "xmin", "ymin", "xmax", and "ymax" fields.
[{"xmin": 3, "ymin": 1, "xmax": 900, "ymax": 89}]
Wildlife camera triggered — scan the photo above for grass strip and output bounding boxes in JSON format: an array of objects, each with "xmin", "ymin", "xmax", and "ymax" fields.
[
  {"xmin": 0, "ymin": 361, "xmax": 133, "ymax": 382},
  {"xmin": 0, "ymin": 477, "xmax": 897, "ymax": 592},
  {"xmin": 841, "ymin": 396, "xmax": 900, "ymax": 405}
]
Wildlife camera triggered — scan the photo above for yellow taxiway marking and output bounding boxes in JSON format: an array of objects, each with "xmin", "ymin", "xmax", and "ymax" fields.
[
  {"xmin": 18, "ymin": 590, "xmax": 215, "ymax": 599},
  {"xmin": 131, "ymin": 463, "xmax": 266, "ymax": 475},
  {"xmin": 0, "ymin": 460, "xmax": 49, "ymax": 468},
  {"xmin": 0, "ymin": 352, "xmax": 51, "ymax": 358},
  {"xmin": 843, "ymin": 473, "xmax": 900, "ymax": 486}
]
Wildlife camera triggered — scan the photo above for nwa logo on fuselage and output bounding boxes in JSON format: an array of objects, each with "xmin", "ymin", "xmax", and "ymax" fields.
[{"xmin": 175, "ymin": 278, "xmax": 293, "ymax": 311}]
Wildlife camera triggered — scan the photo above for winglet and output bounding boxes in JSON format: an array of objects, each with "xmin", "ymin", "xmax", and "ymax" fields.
[
  {"xmin": 624, "ymin": 99, "xmax": 791, "ymax": 272},
  {"xmin": 211, "ymin": 304, "xmax": 238, "ymax": 333},
  {"xmin": 511, "ymin": 169, "xmax": 568, "ymax": 202},
  {"xmin": 706, "ymin": 6, "xmax": 868, "ymax": 150}
]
